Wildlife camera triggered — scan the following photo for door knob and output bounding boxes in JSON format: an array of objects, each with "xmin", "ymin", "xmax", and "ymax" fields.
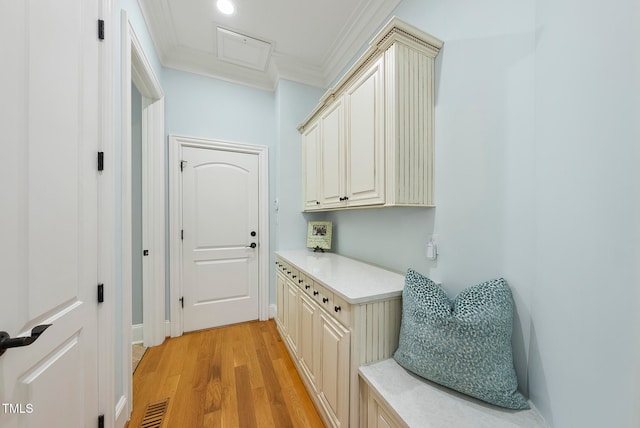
[{"xmin": 0, "ymin": 324, "xmax": 52, "ymax": 357}]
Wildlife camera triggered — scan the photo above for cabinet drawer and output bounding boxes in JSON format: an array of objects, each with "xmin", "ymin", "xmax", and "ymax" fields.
[
  {"xmin": 300, "ymin": 273, "xmax": 315, "ymax": 297},
  {"xmin": 277, "ymin": 259, "xmax": 290, "ymax": 275},
  {"xmin": 289, "ymin": 267, "xmax": 299, "ymax": 282},
  {"xmin": 332, "ymin": 294, "xmax": 351, "ymax": 328},
  {"xmin": 314, "ymin": 282, "xmax": 334, "ymax": 312}
]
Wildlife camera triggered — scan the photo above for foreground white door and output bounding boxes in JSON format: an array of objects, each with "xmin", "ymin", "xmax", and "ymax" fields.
[
  {"xmin": 181, "ymin": 147, "xmax": 260, "ymax": 332},
  {"xmin": 0, "ymin": 0, "xmax": 100, "ymax": 427}
]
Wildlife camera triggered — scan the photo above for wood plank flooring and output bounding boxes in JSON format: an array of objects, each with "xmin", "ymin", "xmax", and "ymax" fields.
[{"xmin": 127, "ymin": 319, "xmax": 325, "ymax": 428}]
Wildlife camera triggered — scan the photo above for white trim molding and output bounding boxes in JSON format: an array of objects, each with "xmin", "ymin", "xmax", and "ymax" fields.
[
  {"xmin": 169, "ymin": 135, "xmax": 270, "ymax": 338},
  {"xmin": 98, "ymin": 1, "xmax": 115, "ymax": 427},
  {"xmin": 121, "ymin": 10, "xmax": 166, "ymax": 425}
]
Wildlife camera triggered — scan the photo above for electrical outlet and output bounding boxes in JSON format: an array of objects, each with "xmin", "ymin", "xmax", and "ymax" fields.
[{"xmin": 426, "ymin": 234, "xmax": 438, "ymax": 260}]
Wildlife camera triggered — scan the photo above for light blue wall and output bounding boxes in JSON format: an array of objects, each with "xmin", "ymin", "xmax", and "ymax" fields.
[
  {"xmin": 316, "ymin": 0, "xmax": 639, "ymax": 427},
  {"xmin": 531, "ymin": 1, "xmax": 639, "ymax": 426},
  {"xmin": 273, "ymin": 80, "xmax": 326, "ymax": 302},
  {"xmin": 326, "ymin": 0, "xmax": 537, "ymax": 392}
]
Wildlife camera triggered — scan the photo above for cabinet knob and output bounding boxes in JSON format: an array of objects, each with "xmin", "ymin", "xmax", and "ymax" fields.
[
  {"xmin": 292, "ymin": 275, "xmax": 297, "ymax": 279},
  {"xmin": 313, "ymin": 291, "xmax": 319, "ymax": 296},
  {"xmin": 299, "ymin": 279, "xmax": 304, "ymax": 284},
  {"xmin": 316, "ymin": 201, "xmax": 320, "ymax": 205},
  {"xmin": 322, "ymin": 297, "xmax": 329, "ymax": 303},
  {"xmin": 305, "ymin": 284, "xmax": 310, "ymax": 289},
  {"xmin": 334, "ymin": 306, "xmax": 341, "ymax": 313}
]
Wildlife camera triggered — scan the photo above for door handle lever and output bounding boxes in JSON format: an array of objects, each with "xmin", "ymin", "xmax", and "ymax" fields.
[
  {"xmin": 247, "ymin": 242, "xmax": 257, "ymax": 249},
  {"xmin": 0, "ymin": 324, "xmax": 52, "ymax": 357}
]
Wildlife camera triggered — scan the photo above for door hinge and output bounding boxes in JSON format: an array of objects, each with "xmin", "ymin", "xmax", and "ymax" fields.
[
  {"xmin": 179, "ymin": 297, "xmax": 184, "ymax": 309},
  {"xmin": 98, "ymin": 20, "xmax": 105, "ymax": 40},
  {"xmin": 97, "ymin": 151, "xmax": 104, "ymax": 171},
  {"xmin": 181, "ymin": 229, "xmax": 184, "ymax": 240},
  {"xmin": 180, "ymin": 160, "xmax": 187, "ymax": 172},
  {"xmin": 98, "ymin": 284, "xmax": 104, "ymax": 303},
  {"xmin": 143, "ymin": 249, "xmax": 149, "ymax": 256},
  {"xmin": 98, "ymin": 414, "xmax": 104, "ymax": 428}
]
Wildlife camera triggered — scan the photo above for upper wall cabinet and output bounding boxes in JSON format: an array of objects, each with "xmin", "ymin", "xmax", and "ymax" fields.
[{"xmin": 298, "ymin": 17, "xmax": 443, "ymax": 211}]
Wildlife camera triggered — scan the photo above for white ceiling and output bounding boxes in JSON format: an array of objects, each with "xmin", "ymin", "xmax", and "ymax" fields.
[{"xmin": 138, "ymin": 0, "xmax": 401, "ymax": 90}]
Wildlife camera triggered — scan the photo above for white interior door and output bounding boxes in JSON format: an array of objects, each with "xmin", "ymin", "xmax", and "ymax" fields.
[
  {"xmin": 0, "ymin": 0, "xmax": 100, "ymax": 427},
  {"xmin": 181, "ymin": 147, "xmax": 260, "ymax": 332}
]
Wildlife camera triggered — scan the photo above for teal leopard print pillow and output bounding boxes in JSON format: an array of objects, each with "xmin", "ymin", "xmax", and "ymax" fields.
[{"xmin": 393, "ymin": 269, "xmax": 529, "ymax": 410}]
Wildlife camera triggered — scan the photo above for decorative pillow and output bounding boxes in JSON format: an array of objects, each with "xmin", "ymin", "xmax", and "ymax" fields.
[{"xmin": 393, "ymin": 269, "xmax": 529, "ymax": 410}]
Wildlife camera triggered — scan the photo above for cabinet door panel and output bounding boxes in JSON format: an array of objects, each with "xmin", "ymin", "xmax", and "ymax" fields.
[
  {"xmin": 285, "ymin": 279, "xmax": 299, "ymax": 353},
  {"xmin": 303, "ymin": 121, "xmax": 321, "ymax": 210},
  {"xmin": 298, "ymin": 293, "xmax": 319, "ymax": 389},
  {"xmin": 319, "ymin": 312, "xmax": 350, "ymax": 427},
  {"xmin": 320, "ymin": 100, "xmax": 345, "ymax": 208},
  {"xmin": 276, "ymin": 272, "xmax": 286, "ymax": 329},
  {"xmin": 346, "ymin": 57, "xmax": 385, "ymax": 206}
]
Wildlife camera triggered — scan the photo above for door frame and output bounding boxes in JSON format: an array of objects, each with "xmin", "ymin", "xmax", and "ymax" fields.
[
  {"xmin": 120, "ymin": 11, "xmax": 165, "ymax": 424},
  {"xmin": 169, "ymin": 135, "xmax": 270, "ymax": 337},
  {"xmin": 99, "ymin": 0, "xmax": 115, "ymax": 424}
]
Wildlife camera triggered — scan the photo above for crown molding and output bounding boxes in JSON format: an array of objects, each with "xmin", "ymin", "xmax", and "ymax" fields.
[{"xmin": 138, "ymin": 0, "xmax": 401, "ymax": 91}]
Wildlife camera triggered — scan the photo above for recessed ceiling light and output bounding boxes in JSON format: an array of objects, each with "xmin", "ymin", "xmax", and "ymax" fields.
[{"xmin": 216, "ymin": 0, "xmax": 236, "ymax": 15}]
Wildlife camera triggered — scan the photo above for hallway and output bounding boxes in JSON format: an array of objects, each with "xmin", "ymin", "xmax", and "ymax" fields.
[{"xmin": 127, "ymin": 320, "xmax": 324, "ymax": 427}]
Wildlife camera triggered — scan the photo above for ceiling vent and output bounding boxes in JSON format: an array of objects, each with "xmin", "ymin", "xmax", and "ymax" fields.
[{"xmin": 216, "ymin": 27, "xmax": 273, "ymax": 71}]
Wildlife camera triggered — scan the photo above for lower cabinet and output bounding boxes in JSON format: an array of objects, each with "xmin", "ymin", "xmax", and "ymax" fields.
[
  {"xmin": 275, "ymin": 255, "xmax": 403, "ymax": 427},
  {"xmin": 318, "ymin": 311, "xmax": 351, "ymax": 427},
  {"xmin": 298, "ymin": 292, "xmax": 319, "ymax": 389}
]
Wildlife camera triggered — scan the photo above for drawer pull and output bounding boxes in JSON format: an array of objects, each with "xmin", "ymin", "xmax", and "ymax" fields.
[
  {"xmin": 334, "ymin": 305, "xmax": 341, "ymax": 313},
  {"xmin": 313, "ymin": 291, "xmax": 319, "ymax": 296},
  {"xmin": 322, "ymin": 297, "xmax": 329, "ymax": 303}
]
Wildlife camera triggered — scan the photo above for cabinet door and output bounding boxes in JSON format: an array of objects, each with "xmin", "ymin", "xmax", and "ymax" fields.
[
  {"xmin": 345, "ymin": 57, "xmax": 385, "ymax": 206},
  {"xmin": 276, "ymin": 271, "xmax": 286, "ymax": 330},
  {"xmin": 302, "ymin": 120, "xmax": 321, "ymax": 210},
  {"xmin": 320, "ymin": 99, "xmax": 346, "ymax": 208},
  {"xmin": 298, "ymin": 292, "xmax": 320, "ymax": 390},
  {"xmin": 367, "ymin": 391, "xmax": 404, "ymax": 428},
  {"xmin": 284, "ymin": 278, "xmax": 299, "ymax": 353},
  {"xmin": 319, "ymin": 312, "xmax": 351, "ymax": 427}
]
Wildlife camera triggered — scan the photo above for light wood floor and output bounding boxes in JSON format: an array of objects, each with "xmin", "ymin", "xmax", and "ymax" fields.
[{"xmin": 127, "ymin": 319, "xmax": 325, "ymax": 428}]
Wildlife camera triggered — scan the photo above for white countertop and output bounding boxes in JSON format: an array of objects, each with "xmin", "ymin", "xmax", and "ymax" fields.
[
  {"xmin": 275, "ymin": 250, "xmax": 405, "ymax": 304},
  {"xmin": 360, "ymin": 359, "xmax": 547, "ymax": 428}
]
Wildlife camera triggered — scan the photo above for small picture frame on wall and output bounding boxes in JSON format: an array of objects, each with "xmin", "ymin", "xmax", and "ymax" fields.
[{"xmin": 306, "ymin": 221, "xmax": 332, "ymax": 252}]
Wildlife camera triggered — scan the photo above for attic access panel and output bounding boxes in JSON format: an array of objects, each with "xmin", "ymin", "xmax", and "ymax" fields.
[{"xmin": 216, "ymin": 27, "xmax": 272, "ymax": 71}]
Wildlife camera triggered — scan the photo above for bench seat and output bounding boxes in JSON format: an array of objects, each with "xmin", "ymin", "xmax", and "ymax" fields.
[{"xmin": 359, "ymin": 359, "xmax": 547, "ymax": 428}]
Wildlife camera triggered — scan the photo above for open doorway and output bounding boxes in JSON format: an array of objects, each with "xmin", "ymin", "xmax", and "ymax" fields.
[
  {"xmin": 119, "ymin": 12, "xmax": 165, "ymax": 424},
  {"xmin": 131, "ymin": 82, "xmax": 144, "ymax": 370}
]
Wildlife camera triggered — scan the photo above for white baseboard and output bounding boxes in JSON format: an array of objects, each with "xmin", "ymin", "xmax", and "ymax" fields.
[
  {"xmin": 132, "ymin": 321, "xmax": 171, "ymax": 345},
  {"xmin": 132, "ymin": 324, "xmax": 143, "ymax": 344},
  {"xmin": 269, "ymin": 304, "xmax": 277, "ymax": 319},
  {"xmin": 115, "ymin": 395, "xmax": 128, "ymax": 428}
]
